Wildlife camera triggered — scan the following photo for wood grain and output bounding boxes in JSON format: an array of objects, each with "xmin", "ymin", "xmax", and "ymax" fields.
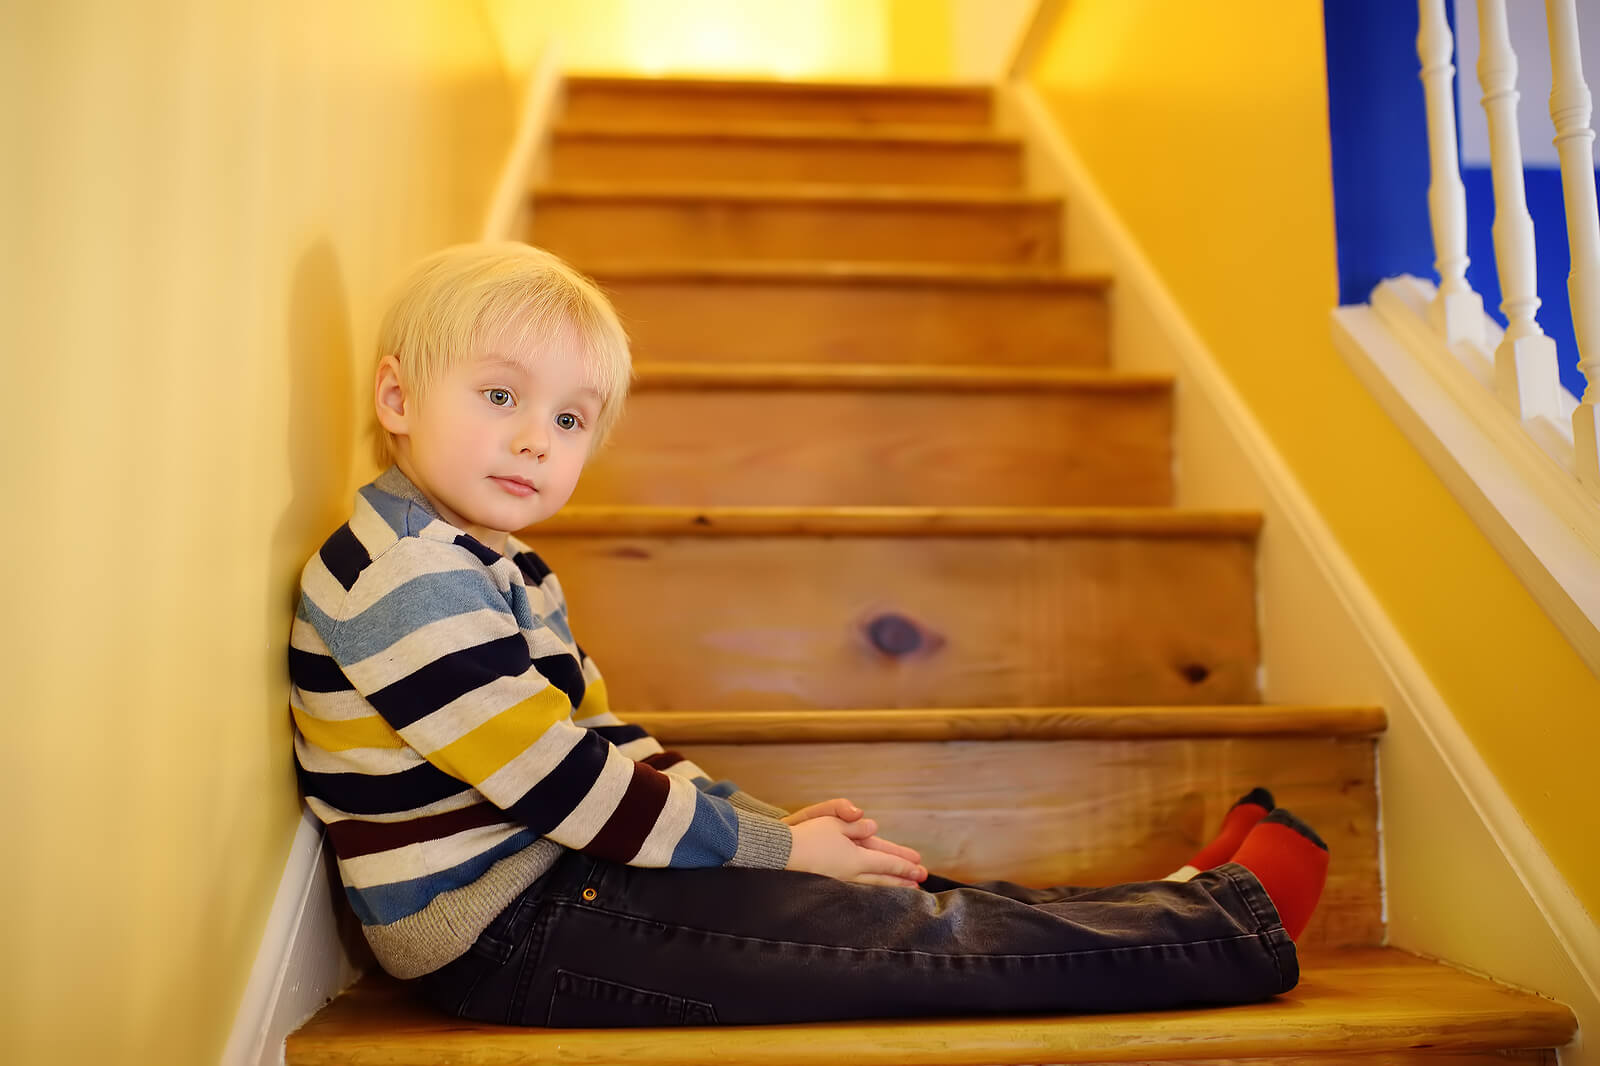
[
  {"xmin": 625, "ymin": 705, "xmax": 1389, "ymax": 744},
  {"xmin": 286, "ymin": 948, "xmax": 1576, "ymax": 1066},
  {"xmin": 530, "ymin": 185, "xmax": 1061, "ymax": 266},
  {"xmin": 526, "ymin": 528, "xmax": 1261, "ymax": 709},
  {"xmin": 627, "ymin": 363, "xmax": 1163, "ymax": 391},
  {"xmin": 550, "ymin": 126, "xmax": 1024, "ymax": 188},
  {"xmin": 562, "ymin": 76, "xmax": 994, "ymax": 128},
  {"xmin": 593, "ymin": 266, "xmax": 1111, "ymax": 367},
  {"xmin": 534, "ymin": 505, "xmax": 1263, "ymax": 538},
  {"xmin": 574, "ymin": 381, "xmax": 1173, "ymax": 506}
]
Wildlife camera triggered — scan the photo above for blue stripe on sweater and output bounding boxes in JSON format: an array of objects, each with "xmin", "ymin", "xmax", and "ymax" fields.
[
  {"xmin": 333, "ymin": 569, "xmax": 514, "ymax": 664},
  {"xmin": 357, "ymin": 483, "xmax": 419, "ymax": 539},
  {"xmin": 668, "ymin": 791, "xmax": 740, "ymax": 867},
  {"xmin": 344, "ymin": 828, "xmax": 542, "ymax": 925}
]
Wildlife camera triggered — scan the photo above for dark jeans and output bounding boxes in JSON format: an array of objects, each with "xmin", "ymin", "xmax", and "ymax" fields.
[{"xmin": 415, "ymin": 849, "xmax": 1298, "ymax": 1027}]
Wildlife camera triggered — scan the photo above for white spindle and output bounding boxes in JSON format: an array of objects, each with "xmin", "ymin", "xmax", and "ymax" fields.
[
  {"xmin": 1418, "ymin": 0, "xmax": 1485, "ymax": 344},
  {"xmin": 1546, "ymin": 0, "xmax": 1600, "ymax": 496},
  {"xmin": 1477, "ymin": 0, "xmax": 1563, "ymax": 424}
]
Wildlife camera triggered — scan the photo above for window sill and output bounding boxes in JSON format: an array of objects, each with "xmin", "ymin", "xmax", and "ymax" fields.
[{"xmin": 1330, "ymin": 276, "xmax": 1600, "ymax": 677}]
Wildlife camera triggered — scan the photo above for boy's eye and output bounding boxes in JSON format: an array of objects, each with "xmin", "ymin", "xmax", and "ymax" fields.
[
  {"xmin": 555, "ymin": 413, "xmax": 580, "ymax": 431},
  {"xmin": 484, "ymin": 388, "xmax": 514, "ymax": 407}
]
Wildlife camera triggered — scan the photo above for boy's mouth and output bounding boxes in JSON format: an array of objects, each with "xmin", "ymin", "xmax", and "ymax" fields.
[{"xmin": 491, "ymin": 475, "xmax": 537, "ymax": 497}]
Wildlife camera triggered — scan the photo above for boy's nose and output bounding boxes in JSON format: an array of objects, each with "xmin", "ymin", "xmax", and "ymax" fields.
[{"xmin": 514, "ymin": 421, "xmax": 549, "ymax": 459}]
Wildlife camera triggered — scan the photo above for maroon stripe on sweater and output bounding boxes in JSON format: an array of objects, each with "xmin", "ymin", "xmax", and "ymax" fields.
[
  {"xmin": 327, "ymin": 802, "xmax": 509, "ymax": 859},
  {"xmin": 641, "ymin": 751, "xmax": 685, "ymax": 771},
  {"xmin": 584, "ymin": 762, "xmax": 671, "ymax": 863}
]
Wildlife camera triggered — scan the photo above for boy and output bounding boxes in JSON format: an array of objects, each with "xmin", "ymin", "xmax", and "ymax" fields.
[{"xmin": 290, "ymin": 242, "xmax": 1329, "ymax": 1027}]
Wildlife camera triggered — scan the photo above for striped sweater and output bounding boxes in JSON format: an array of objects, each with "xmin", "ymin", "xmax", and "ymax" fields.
[{"xmin": 289, "ymin": 467, "xmax": 794, "ymax": 978}]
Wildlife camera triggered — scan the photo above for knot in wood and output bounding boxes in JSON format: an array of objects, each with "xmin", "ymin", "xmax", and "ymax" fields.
[{"xmin": 866, "ymin": 613, "xmax": 923, "ymax": 658}]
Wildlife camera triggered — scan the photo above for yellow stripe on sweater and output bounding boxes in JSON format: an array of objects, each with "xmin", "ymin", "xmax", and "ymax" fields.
[
  {"xmin": 430, "ymin": 686, "xmax": 574, "ymax": 785},
  {"xmin": 291, "ymin": 705, "xmax": 407, "ymax": 751},
  {"xmin": 571, "ymin": 677, "xmax": 612, "ymax": 723}
]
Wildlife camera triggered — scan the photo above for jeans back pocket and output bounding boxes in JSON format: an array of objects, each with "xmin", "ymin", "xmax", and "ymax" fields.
[{"xmin": 546, "ymin": 968, "xmax": 717, "ymax": 1027}]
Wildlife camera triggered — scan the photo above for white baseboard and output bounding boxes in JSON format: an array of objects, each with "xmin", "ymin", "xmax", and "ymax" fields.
[
  {"xmin": 220, "ymin": 807, "xmax": 361, "ymax": 1066},
  {"xmin": 1003, "ymin": 79, "xmax": 1594, "ymax": 1061}
]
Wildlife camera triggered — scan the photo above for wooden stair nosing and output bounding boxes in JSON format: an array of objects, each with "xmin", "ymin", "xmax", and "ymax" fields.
[
  {"xmin": 584, "ymin": 260, "xmax": 1111, "ymax": 290},
  {"xmin": 629, "ymin": 363, "xmax": 1170, "ymax": 393},
  {"xmin": 553, "ymin": 121, "xmax": 1022, "ymax": 149},
  {"xmin": 285, "ymin": 948, "xmax": 1577, "ymax": 1066},
  {"xmin": 627, "ymin": 705, "xmax": 1388, "ymax": 744},
  {"xmin": 564, "ymin": 73, "xmax": 995, "ymax": 101},
  {"xmin": 533, "ymin": 181, "xmax": 1060, "ymax": 208},
  {"xmin": 530, "ymin": 507, "xmax": 1263, "ymax": 539}
]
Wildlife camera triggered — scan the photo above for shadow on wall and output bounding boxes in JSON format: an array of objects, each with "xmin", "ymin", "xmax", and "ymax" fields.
[{"xmin": 270, "ymin": 239, "xmax": 355, "ymax": 755}]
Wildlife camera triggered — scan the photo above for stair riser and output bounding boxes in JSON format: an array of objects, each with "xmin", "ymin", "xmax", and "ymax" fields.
[
  {"xmin": 598, "ymin": 276, "xmax": 1111, "ymax": 367},
  {"xmin": 531, "ymin": 533, "xmax": 1259, "ymax": 709},
  {"xmin": 532, "ymin": 198, "xmax": 1060, "ymax": 266},
  {"xmin": 550, "ymin": 135, "xmax": 1024, "ymax": 188},
  {"xmin": 678, "ymin": 735, "xmax": 1379, "ymax": 950},
  {"xmin": 563, "ymin": 83, "xmax": 993, "ymax": 127},
  {"xmin": 577, "ymin": 387, "xmax": 1174, "ymax": 506}
]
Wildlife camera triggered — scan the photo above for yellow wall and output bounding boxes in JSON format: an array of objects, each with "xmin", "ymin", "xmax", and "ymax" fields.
[
  {"xmin": 1030, "ymin": 1, "xmax": 1600, "ymax": 914},
  {"xmin": 0, "ymin": 3, "xmax": 510, "ymax": 1062}
]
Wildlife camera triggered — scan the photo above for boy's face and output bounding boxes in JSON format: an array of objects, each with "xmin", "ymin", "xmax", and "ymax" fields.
[{"xmin": 376, "ymin": 338, "xmax": 602, "ymax": 551}]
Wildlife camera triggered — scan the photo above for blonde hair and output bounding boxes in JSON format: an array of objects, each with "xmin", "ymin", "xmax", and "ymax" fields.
[{"xmin": 372, "ymin": 242, "xmax": 632, "ymax": 463}]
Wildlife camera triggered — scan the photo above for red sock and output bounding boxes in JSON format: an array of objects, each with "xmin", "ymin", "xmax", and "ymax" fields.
[
  {"xmin": 1229, "ymin": 809, "xmax": 1329, "ymax": 941},
  {"xmin": 1187, "ymin": 787, "xmax": 1274, "ymax": 870}
]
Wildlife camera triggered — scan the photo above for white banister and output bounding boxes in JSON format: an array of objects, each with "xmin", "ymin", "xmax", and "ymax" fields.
[
  {"xmin": 1418, "ymin": 0, "xmax": 1485, "ymax": 346},
  {"xmin": 1545, "ymin": 0, "xmax": 1600, "ymax": 497},
  {"xmin": 1476, "ymin": 0, "xmax": 1564, "ymax": 425}
]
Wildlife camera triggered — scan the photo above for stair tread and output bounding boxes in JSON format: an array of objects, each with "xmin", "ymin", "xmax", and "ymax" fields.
[
  {"xmin": 585, "ymin": 259, "xmax": 1109, "ymax": 289},
  {"xmin": 631, "ymin": 362, "xmax": 1168, "ymax": 392},
  {"xmin": 554, "ymin": 119, "xmax": 1019, "ymax": 147},
  {"xmin": 528, "ymin": 506, "xmax": 1262, "ymax": 538},
  {"xmin": 565, "ymin": 73, "xmax": 994, "ymax": 98},
  {"xmin": 286, "ymin": 947, "xmax": 1576, "ymax": 1066},
  {"xmin": 628, "ymin": 705, "xmax": 1387, "ymax": 743},
  {"xmin": 535, "ymin": 180, "xmax": 1058, "ymax": 207}
]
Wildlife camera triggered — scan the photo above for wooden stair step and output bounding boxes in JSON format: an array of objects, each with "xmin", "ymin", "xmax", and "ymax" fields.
[
  {"xmin": 523, "ymin": 507, "xmax": 1261, "ymax": 710},
  {"xmin": 550, "ymin": 123, "xmax": 1024, "ymax": 187},
  {"xmin": 578, "ymin": 364, "xmax": 1173, "ymax": 507},
  {"xmin": 631, "ymin": 704, "xmax": 1383, "ymax": 948},
  {"xmin": 287, "ymin": 947, "xmax": 1577, "ymax": 1066},
  {"xmin": 531, "ymin": 183, "xmax": 1061, "ymax": 266},
  {"xmin": 626, "ymin": 704, "xmax": 1388, "ymax": 743},
  {"xmin": 562, "ymin": 75, "xmax": 995, "ymax": 128},
  {"xmin": 589, "ymin": 261, "xmax": 1111, "ymax": 368}
]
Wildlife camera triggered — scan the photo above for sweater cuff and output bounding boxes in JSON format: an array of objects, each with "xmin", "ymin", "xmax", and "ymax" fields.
[
  {"xmin": 729, "ymin": 810, "xmax": 792, "ymax": 870},
  {"xmin": 726, "ymin": 790, "xmax": 789, "ymax": 820}
]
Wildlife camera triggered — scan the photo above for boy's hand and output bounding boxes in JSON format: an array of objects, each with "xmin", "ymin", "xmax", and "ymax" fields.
[
  {"xmin": 785, "ymin": 816, "xmax": 928, "ymax": 888},
  {"xmin": 783, "ymin": 797, "xmax": 867, "ymax": 826},
  {"xmin": 783, "ymin": 798, "xmax": 924, "ymax": 868}
]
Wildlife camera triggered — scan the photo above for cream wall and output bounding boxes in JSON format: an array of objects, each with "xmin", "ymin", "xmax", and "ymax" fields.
[
  {"xmin": 482, "ymin": 0, "xmax": 889, "ymax": 86},
  {"xmin": 1030, "ymin": 1, "xmax": 1600, "ymax": 918},
  {"xmin": 0, "ymin": 3, "xmax": 511, "ymax": 1063}
]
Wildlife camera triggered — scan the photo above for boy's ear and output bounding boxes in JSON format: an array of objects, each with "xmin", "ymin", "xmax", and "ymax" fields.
[{"xmin": 374, "ymin": 356, "xmax": 412, "ymax": 436}]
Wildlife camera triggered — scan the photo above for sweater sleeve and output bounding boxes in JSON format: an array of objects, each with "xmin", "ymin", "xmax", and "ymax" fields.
[
  {"xmin": 326, "ymin": 538, "xmax": 791, "ymax": 870},
  {"xmin": 550, "ymin": 578, "xmax": 792, "ymax": 820}
]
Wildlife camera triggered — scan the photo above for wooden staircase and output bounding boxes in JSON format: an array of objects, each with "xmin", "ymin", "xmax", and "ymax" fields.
[{"xmin": 287, "ymin": 76, "xmax": 1577, "ymax": 1064}]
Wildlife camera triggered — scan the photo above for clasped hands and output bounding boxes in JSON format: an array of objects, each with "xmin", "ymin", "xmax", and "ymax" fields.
[{"xmin": 781, "ymin": 798, "xmax": 927, "ymax": 888}]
